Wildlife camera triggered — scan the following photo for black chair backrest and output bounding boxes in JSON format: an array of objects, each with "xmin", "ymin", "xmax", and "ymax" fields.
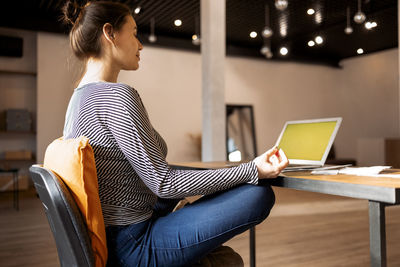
[{"xmin": 29, "ymin": 165, "xmax": 95, "ymax": 267}]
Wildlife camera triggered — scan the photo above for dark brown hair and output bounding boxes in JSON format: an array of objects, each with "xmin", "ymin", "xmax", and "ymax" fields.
[{"xmin": 62, "ymin": 0, "xmax": 132, "ymax": 60}]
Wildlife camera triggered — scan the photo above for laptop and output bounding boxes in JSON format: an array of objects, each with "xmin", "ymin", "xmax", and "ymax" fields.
[{"xmin": 274, "ymin": 117, "xmax": 343, "ymax": 171}]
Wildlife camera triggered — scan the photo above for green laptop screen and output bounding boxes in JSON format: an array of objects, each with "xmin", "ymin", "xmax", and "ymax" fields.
[{"xmin": 277, "ymin": 121, "xmax": 337, "ymax": 161}]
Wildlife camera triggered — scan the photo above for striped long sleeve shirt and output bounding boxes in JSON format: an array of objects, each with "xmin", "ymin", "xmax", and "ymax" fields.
[{"xmin": 63, "ymin": 82, "xmax": 259, "ymax": 226}]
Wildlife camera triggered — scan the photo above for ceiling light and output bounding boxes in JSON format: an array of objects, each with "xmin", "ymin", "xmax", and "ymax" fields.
[
  {"xmin": 315, "ymin": 36, "xmax": 323, "ymax": 44},
  {"xmin": 134, "ymin": 6, "xmax": 141, "ymax": 14},
  {"xmin": 192, "ymin": 15, "xmax": 201, "ymax": 46},
  {"xmin": 308, "ymin": 40, "xmax": 315, "ymax": 47},
  {"xmin": 148, "ymin": 17, "xmax": 157, "ymax": 43},
  {"xmin": 260, "ymin": 45, "xmax": 273, "ymax": 59},
  {"xmin": 365, "ymin": 21, "xmax": 377, "ymax": 30},
  {"xmin": 354, "ymin": 12, "xmax": 366, "ymax": 24},
  {"xmin": 315, "ymin": 11, "xmax": 322, "ymax": 24},
  {"xmin": 307, "ymin": 9, "xmax": 315, "ymax": 15},
  {"xmin": 344, "ymin": 26, "xmax": 353, "ymax": 35},
  {"xmin": 354, "ymin": 0, "xmax": 366, "ymax": 24},
  {"xmin": 357, "ymin": 48, "xmax": 364, "ymax": 54},
  {"xmin": 275, "ymin": 0, "xmax": 288, "ymax": 11},
  {"xmin": 262, "ymin": 27, "xmax": 273, "ymax": 38},
  {"xmin": 279, "ymin": 13, "xmax": 288, "ymax": 37},
  {"xmin": 192, "ymin": 35, "xmax": 200, "ymax": 45},
  {"xmin": 262, "ymin": 4, "xmax": 273, "ymax": 38},
  {"xmin": 280, "ymin": 47, "xmax": 288, "ymax": 56},
  {"xmin": 344, "ymin": 6, "xmax": 353, "ymax": 35},
  {"xmin": 250, "ymin": 31, "xmax": 257, "ymax": 38},
  {"xmin": 174, "ymin": 19, "xmax": 182, "ymax": 27}
]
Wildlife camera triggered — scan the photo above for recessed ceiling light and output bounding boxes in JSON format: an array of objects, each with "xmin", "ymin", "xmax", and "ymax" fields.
[
  {"xmin": 308, "ymin": 40, "xmax": 315, "ymax": 47},
  {"xmin": 315, "ymin": 36, "xmax": 323, "ymax": 44},
  {"xmin": 357, "ymin": 48, "xmax": 364, "ymax": 54},
  {"xmin": 280, "ymin": 47, "xmax": 288, "ymax": 56},
  {"xmin": 134, "ymin": 6, "xmax": 141, "ymax": 14},
  {"xmin": 365, "ymin": 21, "xmax": 378, "ymax": 30},
  {"xmin": 307, "ymin": 9, "xmax": 315, "ymax": 15},
  {"xmin": 250, "ymin": 31, "xmax": 257, "ymax": 38},
  {"xmin": 174, "ymin": 19, "xmax": 182, "ymax": 27}
]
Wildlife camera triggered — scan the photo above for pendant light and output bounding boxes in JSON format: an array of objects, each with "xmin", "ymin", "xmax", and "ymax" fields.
[
  {"xmin": 354, "ymin": 0, "xmax": 366, "ymax": 24},
  {"xmin": 260, "ymin": 36, "xmax": 273, "ymax": 59},
  {"xmin": 275, "ymin": 0, "xmax": 288, "ymax": 11},
  {"xmin": 262, "ymin": 4, "xmax": 273, "ymax": 38},
  {"xmin": 260, "ymin": 45, "xmax": 273, "ymax": 59},
  {"xmin": 148, "ymin": 17, "xmax": 157, "ymax": 43},
  {"xmin": 192, "ymin": 15, "xmax": 201, "ymax": 46},
  {"xmin": 344, "ymin": 6, "xmax": 353, "ymax": 34}
]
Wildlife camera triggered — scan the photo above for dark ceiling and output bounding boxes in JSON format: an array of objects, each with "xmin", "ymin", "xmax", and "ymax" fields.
[{"xmin": 0, "ymin": 0, "xmax": 397, "ymax": 67}]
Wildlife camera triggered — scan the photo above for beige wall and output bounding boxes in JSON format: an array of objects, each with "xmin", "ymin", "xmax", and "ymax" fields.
[
  {"xmin": 336, "ymin": 49, "xmax": 399, "ymax": 158},
  {"xmin": 37, "ymin": 32, "xmax": 82, "ymax": 162},
  {"xmin": 36, "ymin": 32, "xmax": 399, "ymax": 164}
]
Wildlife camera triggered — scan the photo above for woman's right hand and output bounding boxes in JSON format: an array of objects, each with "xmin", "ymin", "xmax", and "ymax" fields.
[{"xmin": 253, "ymin": 146, "xmax": 289, "ymax": 179}]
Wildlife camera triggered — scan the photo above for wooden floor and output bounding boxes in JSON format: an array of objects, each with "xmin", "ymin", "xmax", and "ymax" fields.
[{"xmin": 1, "ymin": 187, "xmax": 400, "ymax": 267}]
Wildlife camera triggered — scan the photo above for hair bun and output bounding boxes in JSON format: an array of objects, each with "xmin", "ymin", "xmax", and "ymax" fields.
[{"xmin": 62, "ymin": 0, "xmax": 83, "ymax": 26}]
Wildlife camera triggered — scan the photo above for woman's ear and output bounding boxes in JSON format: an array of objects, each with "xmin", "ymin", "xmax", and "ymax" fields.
[{"xmin": 103, "ymin": 23, "xmax": 115, "ymax": 44}]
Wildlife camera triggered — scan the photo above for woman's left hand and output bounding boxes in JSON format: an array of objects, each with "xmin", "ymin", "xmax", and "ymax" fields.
[{"xmin": 253, "ymin": 146, "xmax": 289, "ymax": 179}]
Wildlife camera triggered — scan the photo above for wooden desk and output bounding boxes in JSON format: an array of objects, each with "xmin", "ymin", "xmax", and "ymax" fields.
[{"xmin": 170, "ymin": 162, "xmax": 400, "ymax": 267}]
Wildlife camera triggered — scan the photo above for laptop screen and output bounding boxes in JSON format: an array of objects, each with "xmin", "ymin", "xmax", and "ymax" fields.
[{"xmin": 275, "ymin": 118, "xmax": 342, "ymax": 165}]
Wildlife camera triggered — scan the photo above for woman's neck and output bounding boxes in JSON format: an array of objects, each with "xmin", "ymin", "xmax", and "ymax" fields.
[{"xmin": 78, "ymin": 58, "xmax": 120, "ymax": 87}]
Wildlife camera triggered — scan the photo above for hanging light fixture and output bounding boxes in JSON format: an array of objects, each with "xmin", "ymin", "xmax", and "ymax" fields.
[
  {"xmin": 354, "ymin": 0, "xmax": 366, "ymax": 24},
  {"xmin": 148, "ymin": 17, "xmax": 157, "ymax": 43},
  {"xmin": 344, "ymin": 6, "xmax": 353, "ymax": 34},
  {"xmin": 275, "ymin": 0, "xmax": 288, "ymax": 11},
  {"xmin": 262, "ymin": 4, "xmax": 273, "ymax": 38},
  {"xmin": 192, "ymin": 15, "xmax": 201, "ymax": 46},
  {"xmin": 260, "ymin": 44, "xmax": 273, "ymax": 59},
  {"xmin": 260, "ymin": 4, "xmax": 273, "ymax": 59}
]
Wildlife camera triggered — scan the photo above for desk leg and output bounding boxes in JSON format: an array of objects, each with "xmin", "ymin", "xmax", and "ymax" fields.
[
  {"xmin": 13, "ymin": 172, "xmax": 19, "ymax": 211},
  {"xmin": 250, "ymin": 226, "xmax": 256, "ymax": 267},
  {"xmin": 369, "ymin": 201, "xmax": 386, "ymax": 267}
]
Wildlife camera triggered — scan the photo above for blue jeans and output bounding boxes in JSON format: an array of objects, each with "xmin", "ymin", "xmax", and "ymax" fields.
[{"xmin": 106, "ymin": 183, "xmax": 275, "ymax": 267}]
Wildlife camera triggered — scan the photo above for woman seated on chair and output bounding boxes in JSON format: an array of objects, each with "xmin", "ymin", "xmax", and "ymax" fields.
[{"xmin": 62, "ymin": 1, "xmax": 289, "ymax": 266}]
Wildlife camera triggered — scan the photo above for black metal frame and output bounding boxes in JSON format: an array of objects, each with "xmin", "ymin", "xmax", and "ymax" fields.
[
  {"xmin": 29, "ymin": 165, "xmax": 95, "ymax": 267},
  {"xmin": 270, "ymin": 175, "xmax": 400, "ymax": 267},
  {"xmin": 225, "ymin": 104, "xmax": 258, "ymax": 267}
]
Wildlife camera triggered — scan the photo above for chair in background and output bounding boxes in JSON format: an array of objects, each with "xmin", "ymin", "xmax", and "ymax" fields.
[{"xmin": 29, "ymin": 164, "xmax": 95, "ymax": 267}]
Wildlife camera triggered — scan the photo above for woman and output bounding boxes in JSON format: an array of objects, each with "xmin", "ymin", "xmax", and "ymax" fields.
[{"xmin": 62, "ymin": 1, "xmax": 289, "ymax": 266}]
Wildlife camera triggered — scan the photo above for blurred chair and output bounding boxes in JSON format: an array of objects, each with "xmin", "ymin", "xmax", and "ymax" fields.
[{"xmin": 29, "ymin": 165, "xmax": 95, "ymax": 267}]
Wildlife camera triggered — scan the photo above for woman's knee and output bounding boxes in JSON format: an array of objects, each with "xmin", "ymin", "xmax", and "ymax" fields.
[
  {"xmin": 234, "ymin": 184, "xmax": 275, "ymax": 223},
  {"xmin": 253, "ymin": 184, "xmax": 275, "ymax": 220}
]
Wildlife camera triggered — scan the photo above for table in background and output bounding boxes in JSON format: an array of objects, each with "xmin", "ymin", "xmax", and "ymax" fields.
[
  {"xmin": 170, "ymin": 161, "xmax": 400, "ymax": 267},
  {"xmin": 0, "ymin": 168, "xmax": 19, "ymax": 210}
]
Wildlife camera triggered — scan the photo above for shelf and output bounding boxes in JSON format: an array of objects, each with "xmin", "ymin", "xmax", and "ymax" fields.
[
  {"xmin": 0, "ymin": 70, "xmax": 36, "ymax": 76},
  {"xmin": 0, "ymin": 159, "xmax": 36, "ymax": 164},
  {"xmin": 0, "ymin": 131, "xmax": 36, "ymax": 136}
]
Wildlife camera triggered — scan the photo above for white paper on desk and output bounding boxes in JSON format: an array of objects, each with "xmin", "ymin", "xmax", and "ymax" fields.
[
  {"xmin": 338, "ymin": 166, "xmax": 391, "ymax": 176},
  {"xmin": 311, "ymin": 169, "xmax": 339, "ymax": 175}
]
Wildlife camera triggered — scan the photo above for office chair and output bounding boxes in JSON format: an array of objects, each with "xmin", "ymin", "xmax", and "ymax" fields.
[{"xmin": 29, "ymin": 165, "xmax": 95, "ymax": 267}]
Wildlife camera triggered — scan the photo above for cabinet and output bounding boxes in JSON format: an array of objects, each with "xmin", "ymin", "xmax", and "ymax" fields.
[{"xmin": 0, "ymin": 69, "xmax": 37, "ymax": 191}]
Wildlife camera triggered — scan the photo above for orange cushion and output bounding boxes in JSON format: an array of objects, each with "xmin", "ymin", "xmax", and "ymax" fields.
[{"xmin": 43, "ymin": 136, "xmax": 107, "ymax": 267}]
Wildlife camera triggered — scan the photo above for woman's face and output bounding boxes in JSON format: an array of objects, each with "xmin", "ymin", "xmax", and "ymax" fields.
[{"xmin": 113, "ymin": 15, "xmax": 143, "ymax": 70}]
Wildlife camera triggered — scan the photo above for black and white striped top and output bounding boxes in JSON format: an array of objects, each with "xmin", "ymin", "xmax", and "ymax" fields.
[{"xmin": 63, "ymin": 82, "xmax": 259, "ymax": 226}]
